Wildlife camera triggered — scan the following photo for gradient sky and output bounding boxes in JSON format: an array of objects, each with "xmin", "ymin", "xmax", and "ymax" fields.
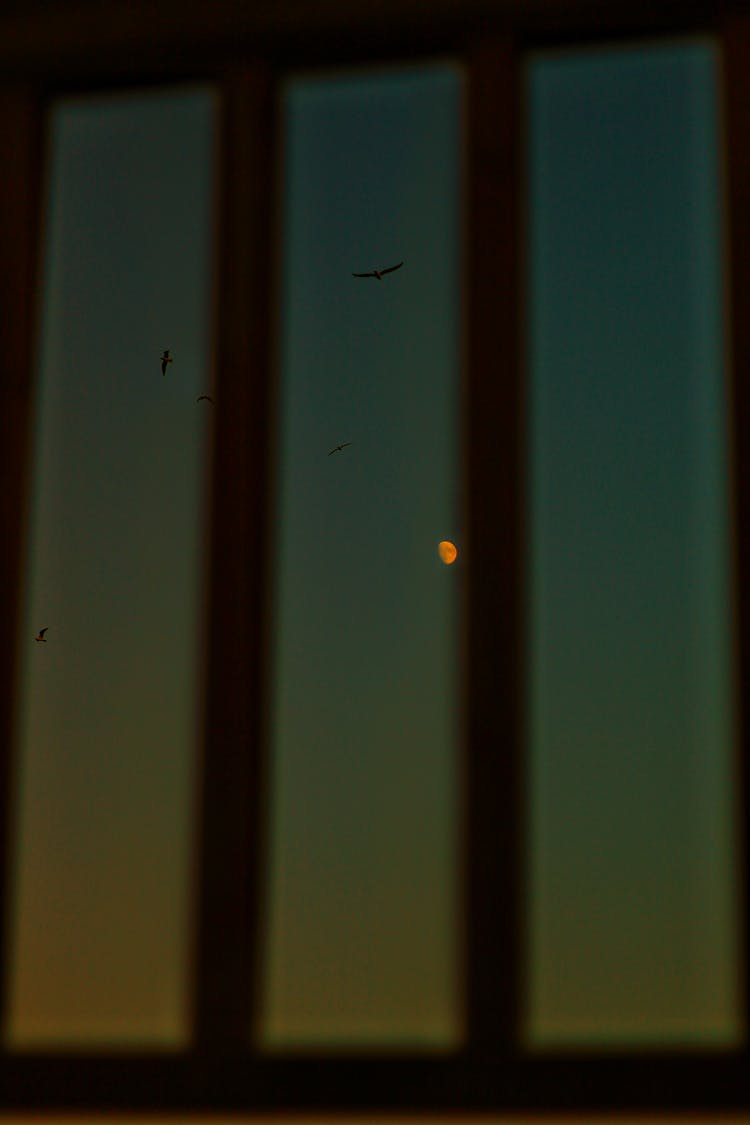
[
  {"xmin": 5, "ymin": 38, "xmax": 741, "ymax": 1060},
  {"xmin": 526, "ymin": 39, "xmax": 740, "ymax": 1046},
  {"xmin": 261, "ymin": 63, "xmax": 462, "ymax": 1048},
  {"xmin": 7, "ymin": 87, "xmax": 216, "ymax": 1046},
  {"xmin": 7, "ymin": 64, "xmax": 463, "ymax": 1052}
]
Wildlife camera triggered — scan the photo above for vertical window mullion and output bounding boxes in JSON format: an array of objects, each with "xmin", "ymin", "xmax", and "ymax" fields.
[
  {"xmin": 194, "ymin": 63, "xmax": 277, "ymax": 1051},
  {"xmin": 723, "ymin": 7, "xmax": 750, "ymax": 1050},
  {"xmin": 465, "ymin": 36, "xmax": 523, "ymax": 1058},
  {"xmin": 0, "ymin": 85, "xmax": 44, "ymax": 1040}
]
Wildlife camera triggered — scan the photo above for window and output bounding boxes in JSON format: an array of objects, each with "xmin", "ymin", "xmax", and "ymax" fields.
[
  {"xmin": 262, "ymin": 63, "xmax": 462, "ymax": 1051},
  {"xmin": 526, "ymin": 40, "xmax": 740, "ymax": 1049},
  {"xmin": 7, "ymin": 85, "xmax": 216, "ymax": 1051},
  {"xmin": 0, "ymin": 0, "xmax": 749, "ymax": 1116}
]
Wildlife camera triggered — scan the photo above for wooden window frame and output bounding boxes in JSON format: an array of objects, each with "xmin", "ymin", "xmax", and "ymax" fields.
[{"xmin": 0, "ymin": 0, "xmax": 749, "ymax": 1113}]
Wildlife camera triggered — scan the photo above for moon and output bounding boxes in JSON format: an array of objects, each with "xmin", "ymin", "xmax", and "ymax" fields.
[{"xmin": 438, "ymin": 540, "xmax": 458, "ymax": 565}]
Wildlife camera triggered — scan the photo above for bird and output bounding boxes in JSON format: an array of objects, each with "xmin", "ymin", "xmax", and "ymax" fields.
[
  {"xmin": 328, "ymin": 442, "xmax": 352, "ymax": 456},
  {"xmin": 161, "ymin": 349, "xmax": 173, "ymax": 375},
  {"xmin": 352, "ymin": 261, "xmax": 403, "ymax": 280},
  {"xmin": 196, "ymin": 394, "xmax": 214, "ymax": 404},
  {"xmin": 35, "ymin": 627, "xmax": 48, "ymax": 643}
]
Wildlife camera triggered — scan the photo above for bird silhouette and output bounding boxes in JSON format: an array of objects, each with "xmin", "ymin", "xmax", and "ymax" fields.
[
  {"xmin": 35, "ymin": 627, "xmax": 48, "ymax": 643},
  {"xmin": 161, "ymin": 349, "xmax": 173, "ymax": 375},
  {"xmin": 196, "ymin": 394, "xmax": 214, "ymax": 404},
  {"xmin": 328, "ymin": 442, "xmax": 352, "ymax": 456},
  {"xmin": 352, "ymin": 261, "xmax": 403, "ymax": 281}
]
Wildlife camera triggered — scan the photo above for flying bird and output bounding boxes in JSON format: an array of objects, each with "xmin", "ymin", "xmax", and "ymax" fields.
[
  {"xmin": 352, "ymin": 261, "xmax": 403, "ymax": 281},
  {"xmin": 328, "ymin": 442, "xmax": 352, "ymax": 456},
  {"xmin": 35, "ymin": 627, "xmax": 48, "ymax": 643},
  {"xmin": 196, "ymin": 394, "xmax": 214, "ymax": 404},
  {"xmin": 161, "ymin": 349, "xmax": 173, "ymax": 375}
]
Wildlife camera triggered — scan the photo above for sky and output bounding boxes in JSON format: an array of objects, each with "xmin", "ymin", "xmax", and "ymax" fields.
[
  {"xmin": 6, "ymin": 65, "xmax": 463, "ymax": 1050},
  {"xmin": 261, "ymin": 64, "xmax": 462, "ymax": 1048},
  {"xmin": 4, "ymin": 39, "xmax": 741, "ymax": 1057},
  {"xmin": 526, "ymin": 40, "xmax": 740, "ymax": 1046},
  {"xmin": 7, "ymin": 87, "xmax": 216, "ymax": 1046}
]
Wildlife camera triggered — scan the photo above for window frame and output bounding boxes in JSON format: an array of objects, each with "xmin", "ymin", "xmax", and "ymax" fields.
[{"xmin": 0, "ymin": 0, "xmax": 749, "ymax": 1113}]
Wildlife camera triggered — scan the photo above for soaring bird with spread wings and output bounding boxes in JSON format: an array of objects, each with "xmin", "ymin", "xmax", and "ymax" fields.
[
  {"xmin": 352, "ymin": 261, "xmax": 403, "ymax": 281},
  {"xmin": 161, "ymin": 349, "xmax": 173, "ymax": 375},
  {"xmin": 328, "ymin": 442, "xmax": 352, "ymax": 456},
  {"xmin": 35, "ymin": 627, "xmax": 48, "ymax": 643}
]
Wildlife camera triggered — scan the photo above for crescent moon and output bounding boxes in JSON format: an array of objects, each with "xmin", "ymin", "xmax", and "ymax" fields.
[{"xmin": 438, "ymin": 540, "xmax": 458, "ymax": 565}]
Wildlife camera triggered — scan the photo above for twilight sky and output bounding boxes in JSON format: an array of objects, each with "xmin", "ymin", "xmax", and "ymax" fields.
[
  {"xmin": 261, "ymin": 63, "xmax": 462, "ymax": 1048},
  {"xmin": 7, "ymin": 65, "xmax": 463, "ymax": 1050},
  {"xmin": 5, "ymin": 40, "xmax": 741, "ymax": 1055},
  {"xmin": 526, "ymin": 40, "xmax": 740, "ymax": 1046},
  {"xmin": 8, "ymin": 87, "xmax": 216, "ymax": 1046}
]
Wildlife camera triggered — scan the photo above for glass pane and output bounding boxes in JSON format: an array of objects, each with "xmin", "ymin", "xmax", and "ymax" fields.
[
  {"xmin": 261, "ymin": 63, "xmax": 463, "ymax": 1049},
  {"xmin": 526, "ymin": 41, "xmax": 741, "ymax": 1046},
  {"xmin": 6, "ymin": 87, "xmax": 217, "ymax": 1047}
]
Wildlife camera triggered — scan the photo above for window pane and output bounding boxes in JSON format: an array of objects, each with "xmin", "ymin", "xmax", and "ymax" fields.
[
  {"xmin": 6, "ymin": 87, "xmax": 216, "ymax": 1047},
  {"xmin": 261, "ymin": 64, "xmax": 463, "ymax": 1049},
  {"xmin": 526, "ymin": 41, "xmax": 741, "ymax": 1046}
]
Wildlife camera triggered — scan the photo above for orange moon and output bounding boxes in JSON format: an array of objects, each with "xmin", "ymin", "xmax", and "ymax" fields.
[{"xmin": 438, "ymin": 540, "xmax": 458, "ymax": 565}]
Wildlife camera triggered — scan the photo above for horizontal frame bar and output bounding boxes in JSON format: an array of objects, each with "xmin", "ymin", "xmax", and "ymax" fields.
[
  {"xmin": 0, "ymin": 1, "xmax": 725, "ymax": 89},
  {"xmin": 0, "ymin": 1052, "xmax": 748, "ymax": 1112}
]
